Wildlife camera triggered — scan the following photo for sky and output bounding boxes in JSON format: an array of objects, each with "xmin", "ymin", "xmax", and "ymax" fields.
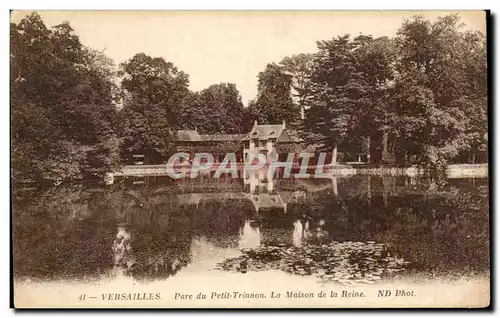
[{"xmin": 11, "ymin": 10, "xmax": 487, "ymax": 105}]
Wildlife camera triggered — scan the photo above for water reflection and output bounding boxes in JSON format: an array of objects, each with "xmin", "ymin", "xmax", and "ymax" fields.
[
  {"xmin": 292, "ymin": 220, "xmax": 305, "ymax": 247},
  {"xmin": 13, "ymin": 172, "xmax": 489, "ymax": 283}
]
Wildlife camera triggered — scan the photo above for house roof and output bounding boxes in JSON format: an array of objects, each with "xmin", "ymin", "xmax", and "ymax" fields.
[
  {"xmin": 199, "ymin": 134, "xmax": 247, "ymax": 142},
  {"xmin": 177, "ymin": 125, "xmax": 301, "ymax": 143},
  {"xmin": 177, "ymin": 130, "xmax": 246, "ymax": 143}
]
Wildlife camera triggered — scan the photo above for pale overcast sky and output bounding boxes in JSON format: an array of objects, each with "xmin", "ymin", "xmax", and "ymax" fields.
[{"xmin": 11, "ymin": 11, "xmax": 486, "ymax": 105}]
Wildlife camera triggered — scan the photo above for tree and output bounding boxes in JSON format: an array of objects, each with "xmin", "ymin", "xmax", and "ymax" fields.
[
  {"xmin": 11, "ymin": 13, "xmax": 120, "ymax": 184},
  {"xmin": 119, "ymin": 53, "xmax": 190, "ymax": 163},
  {"xmin": 279, "ymin": 53, "xmax": 316, "ymax": 120},
  {"xmin": 303, "ymin": 35, "xmax": 394, "ymax": 164},
  {"xmin": 392, "ymin": 14, "xmax": 487, "ymax": 169},
  {"xmin": 350, "ymin": 35, "xmax": 396, "ymax": 163},
  {"xmin": 173, "ymin": 90, "xmax": 202, "ymax": 130},
  {"xmin": 301, "ymin": 15, "xmax": 486, "ymax": 168},
  {"xmin": 250, "ymin": 63, "xmax": 299, "ymax": 125}
]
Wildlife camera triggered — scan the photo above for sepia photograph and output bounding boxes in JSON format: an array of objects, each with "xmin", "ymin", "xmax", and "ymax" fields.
[{"xmin": 10, "ymin": 10, "xmax": 489, "ymax": 308}]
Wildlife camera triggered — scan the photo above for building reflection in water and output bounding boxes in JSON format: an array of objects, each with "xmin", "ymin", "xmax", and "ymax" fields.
[
  {"xmin": 11, "ymin": 173, "xmax": 489, "ymax": 282},
  {"xmin": 107, "ymin": 169, "xmax": 348, "ymax": 281},
  {"xmin": 108, "ymin": 171, "xmax": 421, "ymax": 280}
]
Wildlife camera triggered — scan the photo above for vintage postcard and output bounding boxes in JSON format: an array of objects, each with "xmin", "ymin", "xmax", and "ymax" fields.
[{"xmin": 11, "ymin": 10, "xmax": 489, "ymax": 308}]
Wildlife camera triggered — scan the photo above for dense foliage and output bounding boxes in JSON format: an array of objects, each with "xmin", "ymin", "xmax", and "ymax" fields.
[
  {"xmin": 246, "ymin": 63, "xmax": 299, "ymax": 125},
  {"xmin": 11, "ymin": 13, "xmax": 487, "ymax": 184},
  {"xmin": 118, "ymin": 53, "xmax": 190, "ymax": 163}
]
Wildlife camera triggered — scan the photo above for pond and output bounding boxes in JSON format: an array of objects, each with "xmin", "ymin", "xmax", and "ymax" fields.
[{"xmin": 13, "ymin": 172, "xmax": 489, "ymax": 287}]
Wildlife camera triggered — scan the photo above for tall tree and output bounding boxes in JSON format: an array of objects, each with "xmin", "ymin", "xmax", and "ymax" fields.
[
  {"xmin": 303, "ymin": 35, "xmax": 393, "ymax": 164},
  {"xmin": 11, "ymin": 13, "xmax": 120, "ymax": 183},
  {"xmin": 177, "ymin": 83, "xmax": 246, "ymax": 134},
  {"xmin": 279, "ymin": 53, "xmax": 316, "ymax": 120},
  {"xmin": 392, "ymin": 14, "xmax": 487, "ymax": 169}
]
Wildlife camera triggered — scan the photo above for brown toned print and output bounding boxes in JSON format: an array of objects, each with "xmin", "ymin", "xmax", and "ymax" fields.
[{"xmin": 11, "ymin": 10, "xmax": 489, "ymax": 308}]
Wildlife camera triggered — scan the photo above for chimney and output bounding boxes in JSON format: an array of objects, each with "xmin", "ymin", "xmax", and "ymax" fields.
[
  {"xmin": 282, "ymin": 119, "xmax": 286, "ymax": 127},
  {"xmin": 254, "ymin": 120, "xmax": 258, "ymax": 126}
]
